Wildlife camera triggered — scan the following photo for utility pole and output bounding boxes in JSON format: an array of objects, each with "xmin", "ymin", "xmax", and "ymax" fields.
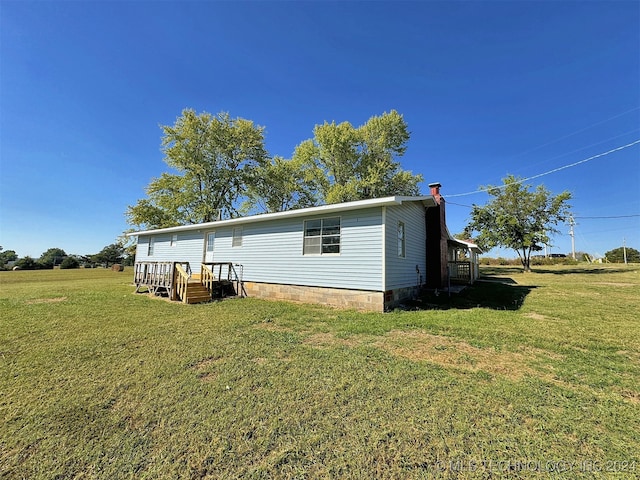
[
  {"xmin": 623, "ymin": 237, "xmax": 627, "ymax": 265},
  {"xmin": 569, "ymin": 215, "xmax": 576, "ymax": 260}
]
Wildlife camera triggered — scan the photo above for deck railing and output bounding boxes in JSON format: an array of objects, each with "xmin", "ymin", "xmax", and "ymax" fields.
[
  {"xmin": 202, "ymin": 262, "xmax": 246, "ymax": 298},
  {"xmin": 230, "ymin": 263, "xmax": 247, "ymax": 297},
  {"xmin": 448, "ymin": 261, "xmax": 472, "ymax": 283},
  {"xmin": 134, "ymin": 261, "xmax": 172, "ymax": 292},
  {"xmin": 133, "ymin": 261, "xmax": 191, "ymax": 296}
]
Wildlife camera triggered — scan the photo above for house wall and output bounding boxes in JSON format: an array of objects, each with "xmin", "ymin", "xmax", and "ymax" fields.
[
  {"xmin": 135, "ymin": 231, "xmax": 205, "ymax": 270},
  {"xmin": 384, "ymin": 203, "xmax": 427, "ymax": 291},
  {"xmin": 132, "ymin": 200, "xmax": 447, "ymax": 311},
  {"xmin": 211, "ymin": 207, "xmax": 384, "ymax": 291}
]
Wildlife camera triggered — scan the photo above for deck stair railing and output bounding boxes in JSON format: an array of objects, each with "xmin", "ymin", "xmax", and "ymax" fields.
[
  {"xmin": 202, "ymin": 262, "xmax": 246, "ymax": 298},
  {"xmin": 201, "ymin": 263, "xmax": 217, "ymax": 294},
  {"xmin": 173, "ymin": 263, "xmax": 190, "ymax": 302}
]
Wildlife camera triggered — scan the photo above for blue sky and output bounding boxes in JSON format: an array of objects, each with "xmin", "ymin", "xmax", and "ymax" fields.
[{"xmin": 1, "ymin": 1, "xmax": 638, "ymax": 259}]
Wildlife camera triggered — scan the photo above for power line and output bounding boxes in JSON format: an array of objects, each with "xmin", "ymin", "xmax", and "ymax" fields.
[
  {"xmin": 501, "ymin": 107, "xmax": 640, "ymax": 162},
  {"xmin": 519, "ymin": 128, "xmax": 639, "ymax": 172},
  {"xmin": 575, "ymin": 214, "xmax": 640, "ymax": 219},
  {"xmin": 446, "ymin": 201, "xmax": 474, "ymax": 208},
  {"xmin": 447, "ymin": 139, "xmax": 640, "ymax": 198},
  {"xmin": 446, "ymin": 201, "xmax": 640, "ymax": 220}
]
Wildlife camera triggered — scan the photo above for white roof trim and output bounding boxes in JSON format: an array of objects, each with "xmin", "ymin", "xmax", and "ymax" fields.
[
  {"xmin": 127, "ymin": 195, "xmax": 437, "ymax": 237},
  {"xmin": 444, "ymin": 224, "xmax": 482, "ymax": 252},
  {"xmin": 447, "ymin": 233, "xmax": 482, "ymax": 253}
]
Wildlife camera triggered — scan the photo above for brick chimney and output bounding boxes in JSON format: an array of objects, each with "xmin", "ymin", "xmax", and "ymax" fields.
[
  {"xmin": 429, "ymin": 182, "xmax": 442, "ymax": 204},
  {"xmin": 425, "ymin": 182, "xmax": 448, "ymax": 288}
]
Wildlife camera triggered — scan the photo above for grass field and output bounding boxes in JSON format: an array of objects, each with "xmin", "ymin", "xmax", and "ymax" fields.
[{"xmin": 1, "ymin": 265, "xmax": 639, "ymax": 478}]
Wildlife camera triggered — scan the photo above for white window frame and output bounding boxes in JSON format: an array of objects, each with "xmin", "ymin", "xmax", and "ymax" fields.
[
  {"xmin": 170, "ymin": 234, "xmax": 178, "ymax": 247},
  {"xmin": 147, "ymin": 237, "xmax": 155, "ymax": 256},
  {"xmin": 204, "ymin": 231, "xmax": 215, "ymax": 263},
  {"xmin": 206, "ymin": 232, "xmax": 215, "ymax": 253},
  {"xmin": 303, "ymin": 216, "xmax": 341, "ymax": 255},
  {"xmin": 232, "ymin": 227, "xmax": 243, "ymax": 247},
  {"xmin": 398, "ymin": 221, "xmax": 406, "ymax": 258}
]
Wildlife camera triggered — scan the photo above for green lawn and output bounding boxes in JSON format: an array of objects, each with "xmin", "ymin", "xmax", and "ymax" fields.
[{"xmin": 1, "ymin": 265, "xmax": 639, "ymax": 478}]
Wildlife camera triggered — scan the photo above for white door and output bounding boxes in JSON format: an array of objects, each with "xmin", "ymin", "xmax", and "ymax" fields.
[{"xmin": 204, "ymin": 232, "xmax": 215, "ymax": 263}]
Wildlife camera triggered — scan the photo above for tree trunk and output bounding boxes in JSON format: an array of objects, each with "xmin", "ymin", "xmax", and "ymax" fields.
[{"xmin": 519, "ymin": 248, "xmax": 532, "ymax": 272}]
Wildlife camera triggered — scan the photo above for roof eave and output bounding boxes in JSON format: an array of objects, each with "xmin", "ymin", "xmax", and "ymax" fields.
[{"xmin": 127, "ymin": 195, "xmax": 437, "ymax": 237}]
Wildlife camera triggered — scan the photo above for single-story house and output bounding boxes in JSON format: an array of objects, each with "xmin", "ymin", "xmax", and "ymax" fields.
[{"xmin": 127, "ymin": 183, "xmax": 481, "ymax": 311}]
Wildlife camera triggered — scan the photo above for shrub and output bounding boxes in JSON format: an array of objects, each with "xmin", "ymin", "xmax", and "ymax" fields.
[
  {"xmin": 60, "ymin": 257, "xmax": 80, "ymax": 269},
  {"xmin": 604, "ymin": 247, "xmax": 640, "ymax": 263},
  {"xmin": 14, "ymin": 256, "xmax": 40, "ymax": 270}
]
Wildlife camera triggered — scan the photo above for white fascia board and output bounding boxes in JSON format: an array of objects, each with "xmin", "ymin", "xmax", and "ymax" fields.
[
  {"xmin": 446, "ymin": 226, "xmax": 483, "ymax": 253},
  {"xmin": 127, "ymin": 195, "xmax": 437, "ymax": 237}
]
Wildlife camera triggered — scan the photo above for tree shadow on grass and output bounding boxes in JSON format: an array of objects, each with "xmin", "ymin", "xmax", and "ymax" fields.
[
  {"xmin": 532, "ymin": 266, "xmax": 636, "ymax": 275},
  {"xmin": 404, "ymin": 279, "xmax": 536, "ymax": 311},
  {"xmin": 481, "ymin": 265, "xmax": 639, "ymax": 276},
  {"xmin": 480, "ymin": 266, "xmax": 526, "ymax": 276}
]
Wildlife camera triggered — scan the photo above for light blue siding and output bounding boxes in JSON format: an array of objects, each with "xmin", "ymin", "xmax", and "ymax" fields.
[
  {"xmin": 135, "ymin": 231, "xmax": 205, "ymax": 271},
  {"xmin": 211, "ymin": 207, "xmax": 384, "ymax": 291},
  {"xmin": 133, "ymin": 202, "xmax": 440, "ymax": 292},
  {"xmin": 384, "ymin": 203, "xmax": 427, "ymax": 290}
]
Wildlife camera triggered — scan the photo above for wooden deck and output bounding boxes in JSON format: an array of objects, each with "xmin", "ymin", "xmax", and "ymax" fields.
[{"xmin": 133, "ymin": 261, "xmax": 245, "ymax": 304}]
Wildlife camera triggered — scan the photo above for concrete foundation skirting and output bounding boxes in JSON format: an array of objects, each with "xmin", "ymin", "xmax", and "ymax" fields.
[
  {"xmin": 243, "ymin": 282, "xmax": 386, "ymax": 312},
  {"xmin": 384, "ymin": 285, "xmax": 420, "ymax": 308}
]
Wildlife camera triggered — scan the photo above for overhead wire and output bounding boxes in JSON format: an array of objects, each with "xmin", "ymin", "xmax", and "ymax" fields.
[
  {"xmin": 447, "ymin": 202, "xmax": 640, "ymax": 220},
  {"xmin": 575, "ymin": 214, "xmax": 640, "ymax": 219},
  {"xmin": 518, "ymin": 128, "xmax": 640, "ymax": 172},
  {"xmin": 441, "ymin": 112, "xmax": 640, "ymax": 253},
  {"xmin": 446, "ymin": 139, "xmax": 640, "ymax": 198},
  {"xmin": 499, "ymin": 107, "xmax": 639, "ymax": 162}
]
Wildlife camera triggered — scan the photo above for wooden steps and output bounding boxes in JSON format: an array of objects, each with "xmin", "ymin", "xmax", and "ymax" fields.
[
  {"xmin": 134, "ymin": 262, "xmax": 244, "ymax": 305},
  {"xmin": 184, "ymin": 281, "xmax": 212, "ymax": 304},
  {"xmin": 182, "ymin": 280, "xmax": 238, "ymax": 304}
]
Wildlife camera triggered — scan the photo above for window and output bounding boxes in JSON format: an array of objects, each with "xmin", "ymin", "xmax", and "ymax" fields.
[
  {"xmin": 170, "ymin": 234, "xmax": 177, "ymax": 247},
  {"xmin": 232, "ymin": 227, "xmax": 242, "ymax": 247},
  {"xmin": 148, "ymin": 237, "xmax": 155, "ymax": 256},
  {"xmin": 303, "ymin": 217, "xmax": 340, "ymax": 255},
  {"xmin": 397, "ymin": 222, "xmax": 405, "ymax": 257},
  {"xmin": 204, "ymin": 232, "xmax": 215, "ymax": 262}
]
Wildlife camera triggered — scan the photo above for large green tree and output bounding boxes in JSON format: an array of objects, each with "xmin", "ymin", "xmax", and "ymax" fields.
[
  {"xmin": 242, "ymin": 155, "xmax": 323, "ymax": 214},
  {"xmin": 605, "ymin": 246, "xmax": 640, "ymax": 263},
  {"xmin": 465, "ymin": 175, "xmax": 572, "ymax": 271},
  {"xmin": 292, "ymin": 110, "xmax": 423, "ymax": 204},
  {"xmin": 91, "ymin": 243, "xmax": 125, "ymax": 267},
  {"xmin": 127, "ymin": 109, "xmax": 268, "ymax": 229},
  {"xmin": 0, "ymin": 247, "xmax": 18, "ymax": 269},
  {"xmin": 38, "ymin": 248, "xmax": 67, "ymax": 269}
]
